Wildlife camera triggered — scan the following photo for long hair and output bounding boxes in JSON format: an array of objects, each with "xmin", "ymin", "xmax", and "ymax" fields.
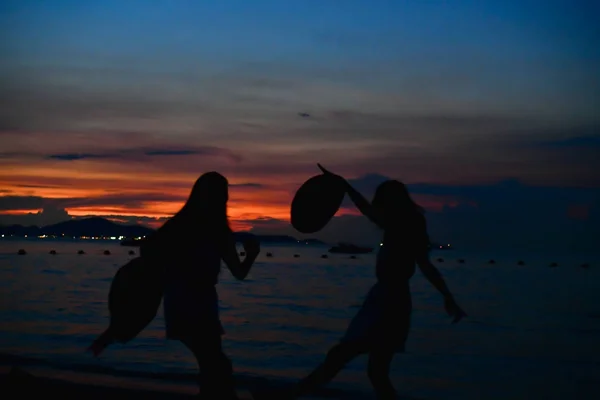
[
  {"xmin": 151, "ymin": 172, "xmax": 231, "ymax": 247},
  {"xmin": 372, "ymin": 180, "xmax": 424, "ymax": 224}
]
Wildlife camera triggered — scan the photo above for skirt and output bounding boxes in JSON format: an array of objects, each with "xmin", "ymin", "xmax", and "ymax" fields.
[
  {"xmin": 341, "ymin": 282, "xmax": 412, "ymax": 353},
  {"xmin": 163, "ymin": 283, "xmax": 225, "ymax": 341}
]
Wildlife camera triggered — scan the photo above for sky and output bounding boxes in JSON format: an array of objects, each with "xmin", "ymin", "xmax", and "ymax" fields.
[{"xmin": 1, "ymin": 0, "xmax": 599, "ymax": 250}]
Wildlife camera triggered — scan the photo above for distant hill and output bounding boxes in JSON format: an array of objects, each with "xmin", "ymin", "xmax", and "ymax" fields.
[
  {"xmin": 232, "ymin": 232, "xmax": 324, "ymax": 244},
  {"xmin": 302, "ymin": 238, "xmax": 325, "ymax": 245},
  {"xmin": 0, "ymin": 224, "xmax": 41, "ymax": 237},
  {"xmin": 0, "ymin": 217, "xmax": 154, "ymax": 237},
  {"xmin": 0, "ymin": 217, "xmax": 325, "ymax": 244},
  {"xmin": 234, "ymin": 232, "xmax": 297, "ymax": 243},
  {"xmin": 45, "ymin": 217, "xmax": 155, "ymax": 237}
]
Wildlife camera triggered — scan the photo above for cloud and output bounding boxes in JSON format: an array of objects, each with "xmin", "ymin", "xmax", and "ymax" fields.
[
  {"xmin": 73, "ymin": 214, "xmax": 169, "ymax": 229},
  {"xmin": 229, "ymin": 183, "xmax": 266, "ymax": 189},
  {"xmin": 61, "ymin": 192, "xmax": 185, "ymax": 209},
  {"xmin": 291, "ymin": 177, "xmax": 600, "ymax": 250},
  {"xmin": 39, "ymin": 206, "xmax": 71, "ymax": 226},
  {"xmin": 345, "ymin": 173, "xmax": 390, "ymax": 191},
  {"xmin": 142, "ymin": 146, "xmax": 242, "ymax": 162},
  {"xmin": 47, "ymin": 153, "xmax": 109, "ymax": 161},
  {"xmin": 143, "ymin": 150, "xmax": 200, "ymax": 156},
  {"xmin": 534, "ymin": 134, "xmax": 600, "ymax": 148},
  {"xmin": 243, "ymin": 215, "xmax": 377, "ymax": 245},
  {"xmin": 41, "ymin": 145, "xmax": 242, "ymax": 163},
  {"xmin": 0, "ymin": 192, "xmax": 185, "ymax": 213},
  {"xmin": 247, "ymin": 216, "xmax": 290, "ymax": 233},
  {"xmin": 2, "ymin": 106, "xmax": 599, "ymax": 188},
  {"xmin": 0, "ymin": 151, "xmax": 29, "ymax": 159},
  {"xmin": 310, "ymin": 214, "xmax": 380, "ymax": 245},
  {"xmin": 0, "ymin": 57, "xmax": 587, "ymax": 145},
  {"xmin": 0, "ymin": 206, "xmax": 70, "ymax": 227},
  {"xmin": 2, "ymin": 176, "xmax": 599, "ymax": 252},
  {"xmin": 0, "ymin": 208, "xmax": 170, "ymax": 229},
  {"xmin": 0, "ymin": 195, "xmax": 46, "ymax": 211},
  {"xmin": 413, "ymin": 180, "xmax": 600, "ymax": 251}
]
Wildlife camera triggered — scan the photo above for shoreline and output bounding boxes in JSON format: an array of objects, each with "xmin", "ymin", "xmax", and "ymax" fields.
[
  {"xmin": 3, "ymin": 367, "xmax": 199, "ymax": 399},
  {"xmin": 1, "ymin": 366, "xmax": 371, "ymax": 399}
]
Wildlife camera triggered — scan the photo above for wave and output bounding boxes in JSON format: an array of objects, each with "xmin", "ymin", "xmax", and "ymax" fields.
[
  {"xmin": 0, "ymin": 352, "xmax": 369, "ymax": 398},
  {"xmin": 1, "ymin": 352, "xmax": 214, "ymax": 382}
]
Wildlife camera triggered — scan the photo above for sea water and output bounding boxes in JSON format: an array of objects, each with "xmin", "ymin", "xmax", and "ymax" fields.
[{"xmin": 1, "ymin": 238, "xmax": 599, "ymax": 399}]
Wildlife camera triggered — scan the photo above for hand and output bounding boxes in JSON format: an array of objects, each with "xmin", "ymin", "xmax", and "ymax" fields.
[
  {"xmin": 242, "ymin": 235, "xmax": 260, "ymax": 258},
  {"xmin": 317, "ymin": 163, "xmax": 336, "ymax": 176},
  {"xmin": 317, "ymin": 164, "xmax": 346, "ymax": 184},
  {"xmin": 87, "ymin": 331, "xmax": 114, "ymax": 357},
  {"xmin": 444, "ymin": 296, "xmax": 467, "ymax": 324},
  {"xmin": 87, "ymin": 340, "xmax": 105, "ymax": 357}
]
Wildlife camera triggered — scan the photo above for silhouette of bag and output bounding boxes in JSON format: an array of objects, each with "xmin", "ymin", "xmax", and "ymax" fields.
[
  {"xmin": 89, "ymin": 256, "xmax": 164, "ymax": 356},
  {"xmin": 291, "ymin": 173, "xmax": 346, "ymax": 233}
]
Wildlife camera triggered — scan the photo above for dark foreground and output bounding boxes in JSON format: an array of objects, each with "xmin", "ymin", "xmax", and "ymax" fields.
[
  {"xmin": 2, "ymin": 367, "xmax": 388, "ymax": 399},
  {"xmin": 3, "ymin": 367, "xmax": 198, "ymax": 399}
]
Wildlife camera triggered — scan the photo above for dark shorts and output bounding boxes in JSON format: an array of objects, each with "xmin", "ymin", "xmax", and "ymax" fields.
[
  {"xmin": 163, "ymin": 284, "xmax": 224, "ymax": 341},
  {"xmin": 341, "ymin": 282, "xmax": 412, "ymax": 353}
]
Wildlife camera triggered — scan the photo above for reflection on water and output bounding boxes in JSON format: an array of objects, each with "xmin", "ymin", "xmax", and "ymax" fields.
[{"xmin": 1, "ymin": 239, "xmax": 600, "ymax": 399}]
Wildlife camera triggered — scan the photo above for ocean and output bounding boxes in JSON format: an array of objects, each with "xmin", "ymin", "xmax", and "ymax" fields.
[{"xmin": 1, "ymin": 238, "xmax": 599, "ymax": 399}]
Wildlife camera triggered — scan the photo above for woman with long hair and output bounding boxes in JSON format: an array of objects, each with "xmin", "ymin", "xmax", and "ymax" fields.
[
  {"xmin": 141, "ymin": 171, "xmax": 260, "ymax": 399},
  {"xmin": 287, "ymin": 164, "xmax": 466, "ymax": 399}
]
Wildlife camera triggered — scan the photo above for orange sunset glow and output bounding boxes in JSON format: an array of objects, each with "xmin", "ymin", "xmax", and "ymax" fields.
[
  {"xmin": 2, "ymin": 5, "xmax": 600, "ymax": 400},
  {"xmin": 0, "ymin": 0, "xmax": 598, "ymax": 250}
]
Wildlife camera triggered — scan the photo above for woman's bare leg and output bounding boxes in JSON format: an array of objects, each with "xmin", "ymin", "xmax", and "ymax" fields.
[
  {"xmin": 367, "ymin": 349, "xmax": 396, "ymax": 399},
  {"xmin": 182, "ymin": 336, "xmax": 238, "ymax": 399},
  {"xmin": 291, "ymin": 342, "xmax": 367, "ymax": 398}
]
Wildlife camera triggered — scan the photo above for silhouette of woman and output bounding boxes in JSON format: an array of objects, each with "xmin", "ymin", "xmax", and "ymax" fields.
[
  {"xmin": 289, "ymin": 164, "xmax": 466, "ymax": 399},
  {"xmin": 140, "ymin": 172, "xmax": 260, "ymax": 399}
]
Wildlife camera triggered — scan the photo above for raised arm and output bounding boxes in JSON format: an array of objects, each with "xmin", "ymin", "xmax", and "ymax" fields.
[
  {"xmin": 221, "ymin": 232, "xmax": 260, "ymax": 281},
  {"xmin": 317, "ymin": 164, "xmax": 386, "ymax": 230},
  {"xmin": 345, "ymin": 182, "xmax": 387, "ymax": 230}
]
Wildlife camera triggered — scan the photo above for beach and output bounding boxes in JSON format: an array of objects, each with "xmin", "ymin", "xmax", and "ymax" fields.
[{"xmin": 1, "ymin": 239, "xmax": 599, "ymax": 399}]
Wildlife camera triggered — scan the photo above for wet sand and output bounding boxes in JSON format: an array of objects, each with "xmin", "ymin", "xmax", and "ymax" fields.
[{"xmin": 1, "ymin": 367, "xmax": 381, "ymax": 399}]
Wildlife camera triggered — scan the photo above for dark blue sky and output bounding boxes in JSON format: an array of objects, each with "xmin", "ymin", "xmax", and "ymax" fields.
[
  {"xmin": 3, "ymin": 1, "xmax": 598, "ymax": 118},
  {"xmin": 0, "ymin": 0, "xmax": 599, "ymax": 248}
]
